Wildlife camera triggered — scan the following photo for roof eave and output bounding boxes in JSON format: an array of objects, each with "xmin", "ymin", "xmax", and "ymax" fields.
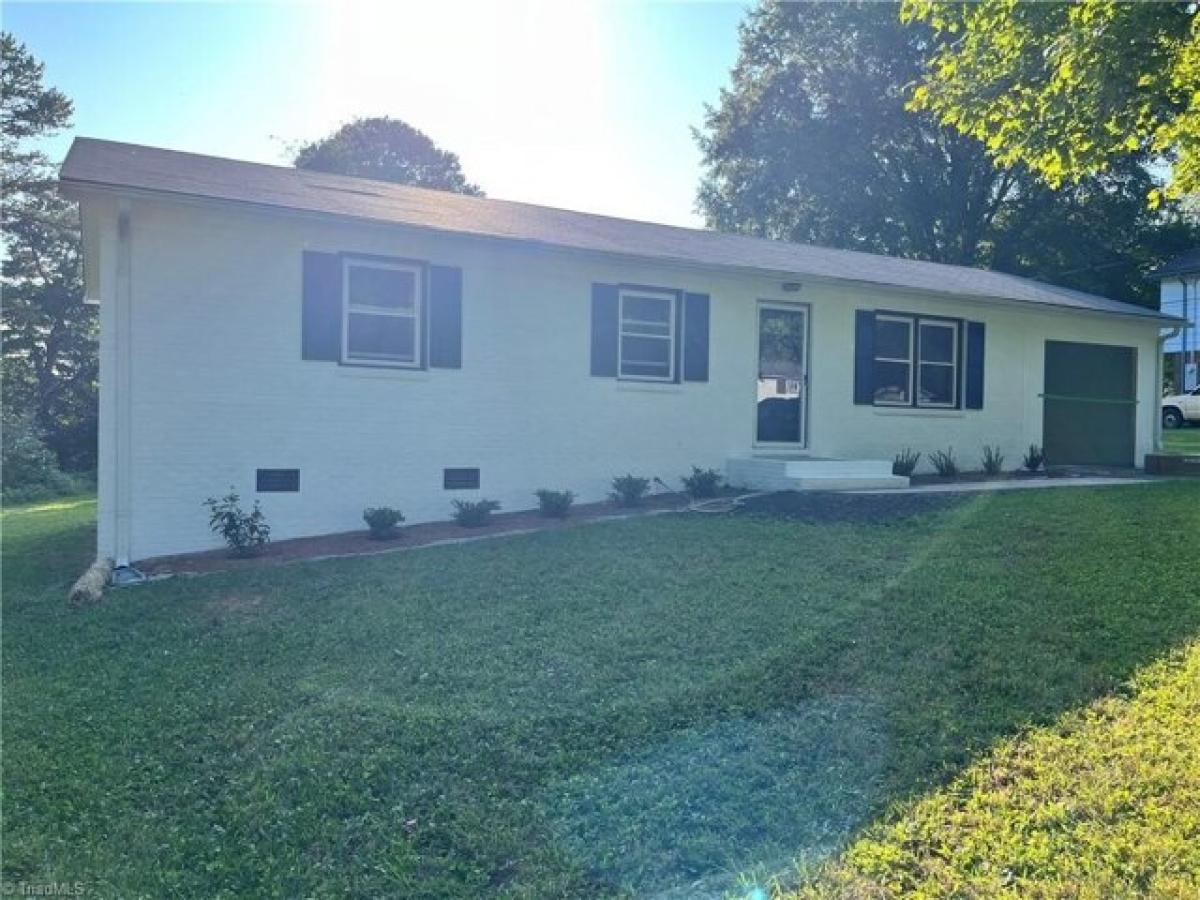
[{"xmin": 59, "ymin": 174, "xmax": 1182, "ymax": 327}]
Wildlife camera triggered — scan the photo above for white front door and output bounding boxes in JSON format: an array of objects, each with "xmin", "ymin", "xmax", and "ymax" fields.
[{"xmin": 755, "ymin": 303, "xmax": 809, "ymax": 447}]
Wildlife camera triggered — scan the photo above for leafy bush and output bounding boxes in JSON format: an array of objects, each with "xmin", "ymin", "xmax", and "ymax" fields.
[
  {"xmin": 535, "ymin": 488, "xmax": 575, "ymax": 518},
  {"xmin": 452, "ymin": 498, "xmax": 501, "ymax": 527},
  {"xmin": 610, "ymin": 474, "xmax": 651, "ymax": 507},
  {"xmin": 681, "ymin": 466, "xmax": 724, "ymax": 499},
  {"xmin": 981, "ymin": 445, "xmax": 1005, "ymax": 476},
  {"xmin": 892, "ymin": 448, "xmax": 921, "ymax": 477},
  {"xmin": 929, "ymin": 447, "xmax": 959, "ymax": 478},
  {"xmin": 203, "ymin": 489, "xmax": 271, "ymax": 557},
  {"xmin": 1, "ymin": 412, "xmax": 86, "ymax": 503},
  {"xmin": 363, "ymin": 506, "xmax": 404, "ymax": 540},
  {"xmin": 1023, "ymin": 443, "xmax": 1045, "ymax": 472}
]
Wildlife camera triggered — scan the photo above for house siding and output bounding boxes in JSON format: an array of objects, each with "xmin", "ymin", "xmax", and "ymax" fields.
[{"xmin": 88, "ymin": 195, "xmax": 1163, "ymax": 561}]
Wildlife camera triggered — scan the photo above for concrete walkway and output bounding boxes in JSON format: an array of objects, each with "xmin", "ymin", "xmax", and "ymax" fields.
[{"xmin": 851, "ymin": 476, "xmax": 1156, "ymax": 495}]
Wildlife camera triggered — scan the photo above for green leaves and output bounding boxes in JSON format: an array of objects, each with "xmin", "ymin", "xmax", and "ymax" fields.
[
  {"xmin": 1, "ymin": 33, "xmax": 96, "ymax": 475},
  {"xmin": 694, "ymin": 2, "xmax": 1196, "ymax": 307},
  {"xmin": 294, "ymin": 116, "xmax": 484, "ymax": 196},
  {"xmin": 904, "ymin": 0, "xmax": 1200, "ymax": 202}
]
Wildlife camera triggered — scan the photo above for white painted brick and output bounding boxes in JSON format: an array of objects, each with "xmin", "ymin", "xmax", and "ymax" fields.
[{"xmin": 81, "ymin": 195, "xmax": 1163, "ymax": 560}]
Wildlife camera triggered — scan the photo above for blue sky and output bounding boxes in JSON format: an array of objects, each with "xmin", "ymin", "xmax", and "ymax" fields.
[{"xmin": 6, "ymin": 1, "xmax": 748, "ymax": 227}]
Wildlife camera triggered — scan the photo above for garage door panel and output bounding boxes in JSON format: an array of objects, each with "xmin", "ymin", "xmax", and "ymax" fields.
[
  {"xmin": 1043, "ymin": 341, "xmax": 1136, "ymax": 468},
  {"xmin": 1044, "ymin": 341, "xmax": 1136, "ymax": 400}
]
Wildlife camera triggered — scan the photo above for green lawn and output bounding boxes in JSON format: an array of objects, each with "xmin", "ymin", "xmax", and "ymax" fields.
[
  {"xmin": 3, "ymin": 485, "xmax": 1199, "ymax": 898},
  {"xmin": 793, "ymin": 640, "xmax": 1200, "ymax": 898},
  {"xmin": 1163, "ymin": 426, "xmax": 1200, "ymax": 455}
]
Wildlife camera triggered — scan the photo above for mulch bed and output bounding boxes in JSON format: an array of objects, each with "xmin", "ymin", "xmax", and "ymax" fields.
[
  {"xmin": 136, "ymin": 491, "xmax": 694, "ymax": 578},
  {"xmin": 136, "ymin": 481, "xmax": 1038, "ymax": 579},
  {"xmin": 735, "ymin": 490, "xmax": 967, "ymax": 523}
]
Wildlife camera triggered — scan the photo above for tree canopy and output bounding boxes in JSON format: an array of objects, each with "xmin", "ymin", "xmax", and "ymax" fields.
[
  {"xmin": 294, "ymin": 117, "xmax": 483, "ymax": 195},
  {"xmin": 1, "ymin": 32, "xmax": 72, "ymax": 192},
  {"xmin": 902, "ymin": 0, "xmax": 1200, "ymax": 206},
  {"xmin": 1, "ymin": 33, "xmax": 97, "ymax": 475},
  {"xmin": 695, "ymin": 1, "xmax": 1197, "ymax": 306}
]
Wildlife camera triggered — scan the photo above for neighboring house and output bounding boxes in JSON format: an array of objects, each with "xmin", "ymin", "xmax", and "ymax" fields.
[
  {"xmin": 1153, "ymin": 249, "xmax": 1200, "ymax": 392},
  {"xmin": 60, "ymin": 138, "xmax": 1181, "ymax": 563}
]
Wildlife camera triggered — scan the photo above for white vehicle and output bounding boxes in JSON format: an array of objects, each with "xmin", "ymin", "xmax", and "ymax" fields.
[{"xmin": 1162, "ymin": 386, "xmax": 1200, "ymax": 429}]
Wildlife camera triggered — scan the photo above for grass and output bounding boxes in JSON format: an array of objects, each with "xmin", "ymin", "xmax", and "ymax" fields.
[
  {"xmin": 3, "ymin": 484, "xmax": 1199, "ymax": 897},
  {"xmin": 1163, "ymin": 426, "xmax": 1200, "ymax": 455},
  {"xmin": 793, "ymin": 641, "xmax": 1200, "ymax": 898}
]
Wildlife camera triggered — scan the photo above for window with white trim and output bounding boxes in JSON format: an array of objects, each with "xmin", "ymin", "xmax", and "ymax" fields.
[
  {"xmin": 872, "ymin": 315, "xmax": 913, "ymax": 405},
  {"xmin": 342, "ymin": 258, "xmax": 422, "ymax": 367},
  {"xmin": 872, "ymin": 313, "xmax": 960, "ymax": 408},
  {"xmin": 618, "ymin": 288, "xmax": 676, "ymax": 381},
  {"xmin": 916, "ymin": 319, "xmax": 958, "ymax": 407}
]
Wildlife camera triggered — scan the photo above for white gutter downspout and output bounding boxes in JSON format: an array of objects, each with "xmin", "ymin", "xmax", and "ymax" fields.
[
  {"xmin": 113, "ymin": 200, "xmax": 133, "ymax": 567},
  {"xmin": 1156, "ymin": 324, "xmax": 1182, "ymax": 451}
]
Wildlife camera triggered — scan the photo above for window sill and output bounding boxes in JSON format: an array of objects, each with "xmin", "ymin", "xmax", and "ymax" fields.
[
  {"xmin": 872, "ymin": 407, "xmax": 965, "ymax": 419},
  {"xmin": 616, "ymin": 380, "xmax": 684, "ymax": 394},
  {"xmin": 337, "ymin": 365, "xmax": 432, "ymax": 382}
]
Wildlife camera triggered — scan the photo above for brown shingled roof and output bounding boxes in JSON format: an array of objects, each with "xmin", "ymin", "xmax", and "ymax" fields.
[{"xmin": 60, "ymin": 137, "xmax": 1179, "ymax": 324}]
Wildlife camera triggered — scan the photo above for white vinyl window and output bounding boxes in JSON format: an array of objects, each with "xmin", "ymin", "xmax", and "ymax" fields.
[
  {"xmin": 872, "ymin": 314, "xmax": 914, "ymax": 405},
  {"xmin": 872, "ymin": 313, "xmax": 960, "ymax": 408},
  {"xmin": 619, "ymin": 288, "xmax": 676, "ymax": 381},
  {"xmin": 342, "ymin": 258, "xmax": 422, "ymax": 367},
  {"xmin": 917, "ymin": 319, "xmax": 958, "ymax": 407}
]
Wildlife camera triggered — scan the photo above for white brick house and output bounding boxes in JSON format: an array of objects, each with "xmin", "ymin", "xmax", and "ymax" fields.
[{"xmin": 61, "ymin": 139, "xmax": 1181, "ymax": 564}]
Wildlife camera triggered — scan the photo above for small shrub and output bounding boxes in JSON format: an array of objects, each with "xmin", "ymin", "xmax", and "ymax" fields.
[
  {"xmin": 1023, "ymin": 443, "xmax": 1045, "ymax": 472},
  {"xmin": 981, "ymin": 445, "xmax": 1005, "ymax": 476},
  {"xmin": 452, "ymin": 498, "xmax": 501, "ymax": 527},
  {"xmin": 535, "ymin": 488, "xmax": 575, "ymax": 518},
  {"xmin": 363, "ymin": 506, "xmax": 404, "ymax": 540},
  {"xmin": 929, "ymin": 447, "xmax": 959, "ymax": 478},
  {"xmin": 610, "ymin": 474, "xmax": 651, "ymax": 507},
  {"xmin": 681, "ymin": 466, "xmax": 724, "ymax": 499},
  {"xmin": 203, "ymin": 489, "xmax": 270, "ymax": 557},
  {"xmin": 893, "ymin": 448, "xmax": 921, "ymax": 477}
]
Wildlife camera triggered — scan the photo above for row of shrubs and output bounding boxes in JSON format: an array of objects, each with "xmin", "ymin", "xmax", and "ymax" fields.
[
  {"xmin": 203, "ymin": 467, "xmax": 727, "ymax": 557},
  {"xmin": 892, "ymin": 444, "xmax": 1045, "ymax": 478}
]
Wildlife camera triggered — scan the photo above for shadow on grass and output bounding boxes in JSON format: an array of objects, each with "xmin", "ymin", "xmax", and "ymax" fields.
[
  {"xmin": 549, "ymin": 486, "xmax": 1200, "ymax": 896},
  {"xmin": 1, "ymin": 494, "xmax": 97, "ymax": 600},
  {"xmin": 548, "ymin": 696, "xmax": 889, "ymax": 897}
]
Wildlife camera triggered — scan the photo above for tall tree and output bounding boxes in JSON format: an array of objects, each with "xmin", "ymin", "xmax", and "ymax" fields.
[
  {"xmin": 1, "ymin": 33, "xmax": 97, "ymax": 471},
  {"xmin": 294, "ymin": 117, "xmax": 483, "ymax": 195},
  {"xmin": 902, "ymin": 0, "xmax": 1199, "ymax": 206},
  {"xmin": 695, "ymin": 1, "xmax": 1196, "ymax": 306}
]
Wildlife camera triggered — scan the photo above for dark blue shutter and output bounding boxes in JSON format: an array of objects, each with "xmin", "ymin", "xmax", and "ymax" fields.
[
  {"xmin": 965, "ymin": 320, "xmax": 985, "ymax": 409},
  {"xmin": 302, "ymin": 251, "xmax": 342, "ymax": 361},
  {"xmin": 590, "ymin": 283, "xmax": 619, "ymax": 377},
  {"xmin": 683, "ymin": 292, "xmax": 710, "ymax": 382},
  {"xmin": 673, "ymin": 294, "xmax": 684, "ymax": 382},
  {"xmin": 853, "ymin": 310, "xmax": 876, "ymax": 404},
  {"xmin": 428, "ymin": 265, "xmax": 462, "ymax": 369}
]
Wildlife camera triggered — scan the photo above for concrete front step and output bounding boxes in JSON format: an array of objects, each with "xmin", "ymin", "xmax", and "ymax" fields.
[{"xmin": 726, "ymin": 457, "xmax": 909, "ymax": 492}]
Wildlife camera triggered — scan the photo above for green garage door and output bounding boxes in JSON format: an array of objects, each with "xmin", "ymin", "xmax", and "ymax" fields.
[{"xmin": 1043, "ymin": 341, "xmax": 1137, "ymax": 467}]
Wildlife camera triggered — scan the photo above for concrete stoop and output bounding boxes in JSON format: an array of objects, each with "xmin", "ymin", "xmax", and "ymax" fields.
[{"xmin": 726, "ymin": 457, "xmax": 909, "ymax": 492}]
